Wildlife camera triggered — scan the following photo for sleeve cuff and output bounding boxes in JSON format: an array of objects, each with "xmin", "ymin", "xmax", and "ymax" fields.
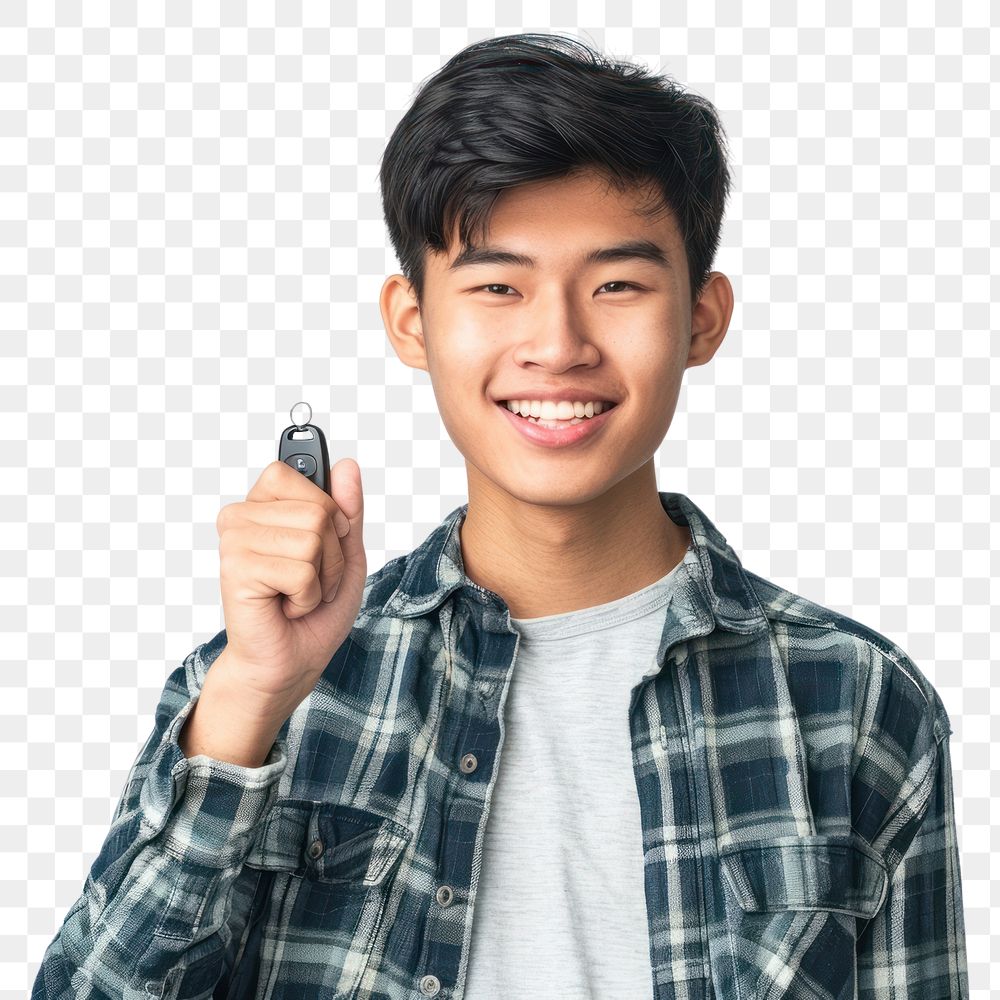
[{"xmin": 137, "ymin": 692, "xmax": 288, "ymax": 866}]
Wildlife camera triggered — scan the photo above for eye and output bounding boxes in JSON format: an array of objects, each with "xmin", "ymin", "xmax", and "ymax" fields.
[{"xmin": 474, "ymin": 281, "xmax": 642, "ymax": 296}]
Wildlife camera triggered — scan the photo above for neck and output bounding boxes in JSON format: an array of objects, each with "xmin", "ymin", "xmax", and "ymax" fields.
[{"xmin": 459, "ymin": 464, "xmax": 692, "ymax": 619}]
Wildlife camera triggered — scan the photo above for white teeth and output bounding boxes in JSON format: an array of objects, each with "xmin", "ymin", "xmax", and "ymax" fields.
[{"xmin": 503, "ymin": 399, "xmax": 612, "ymax": 420}]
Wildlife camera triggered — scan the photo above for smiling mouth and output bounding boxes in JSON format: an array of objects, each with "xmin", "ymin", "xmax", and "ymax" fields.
[{"xmin": 495, "ymin": 400, "xmax": 618, "ymax": 427}]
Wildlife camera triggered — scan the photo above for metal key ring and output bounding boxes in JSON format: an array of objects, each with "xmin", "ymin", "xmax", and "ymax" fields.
[{"xmin": 290, "ymin": 401, "xmax": 312, "ymax": 430}]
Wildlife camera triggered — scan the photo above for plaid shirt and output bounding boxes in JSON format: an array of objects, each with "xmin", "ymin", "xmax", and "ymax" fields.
[{"xmin": 33, "ymin": 491, "xmax": 969, "ymax": 1000}]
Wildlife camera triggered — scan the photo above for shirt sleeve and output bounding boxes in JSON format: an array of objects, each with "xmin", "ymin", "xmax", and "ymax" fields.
[
  {"xmin": 856, "ymin": 721, "xmax": 970, "ymax": 999},
  {"xmin": 30, "ymin": 629, "xmax": 289, "ymax": 1000}
]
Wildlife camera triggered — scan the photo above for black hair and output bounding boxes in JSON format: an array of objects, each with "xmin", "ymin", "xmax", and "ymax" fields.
[{"xmin": 378, "ymin": 32, "xmax": 733, "ymax": 310}]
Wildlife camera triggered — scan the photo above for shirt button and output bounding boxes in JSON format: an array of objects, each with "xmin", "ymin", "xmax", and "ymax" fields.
[
  {"xmin": 460, "ymin": 752, "xmax": 478, "ymax": 774},
  {"xmin": 307, "ymin": 839, "xmax": 324, "ymax": 860},
  {"xmin": 419, "ymin": 973, "xmax": 441, "ymax": 996},
  {"xmin": 435, "ymin": 884, "xmax": 454, "ymax": 907}
]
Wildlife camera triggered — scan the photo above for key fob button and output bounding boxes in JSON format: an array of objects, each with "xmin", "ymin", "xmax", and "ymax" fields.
[{"xmin": 286, "ymin": 453, "xmax": 317, "ymax": 476}]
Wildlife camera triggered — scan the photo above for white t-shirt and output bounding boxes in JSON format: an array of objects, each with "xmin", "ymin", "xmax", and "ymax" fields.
[{"xmin": 462, "ymin": 552, "xmax": 689, "ymax": 999}]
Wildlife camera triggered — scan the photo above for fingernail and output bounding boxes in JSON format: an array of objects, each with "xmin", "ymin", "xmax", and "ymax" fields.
[
  {"xmin": 334, "ymin": 512, "xmax": 350, "ymax": 537},
  {"xmin": 323, "ymin": 586, "xmax": 337, "ymax": 603}
]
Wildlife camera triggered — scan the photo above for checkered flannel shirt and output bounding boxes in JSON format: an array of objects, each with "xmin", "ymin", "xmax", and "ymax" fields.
[{"xmin": 33, "ymin": 492, "xmax": 969, "ymax": 999}]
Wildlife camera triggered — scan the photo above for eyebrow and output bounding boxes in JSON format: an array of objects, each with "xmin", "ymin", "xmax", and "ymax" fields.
[{"xmin": 447, "ymin": 238, "xmax": 672, "ymax": 273}]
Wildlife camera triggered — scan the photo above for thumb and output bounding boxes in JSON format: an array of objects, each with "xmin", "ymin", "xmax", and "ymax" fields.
[{"xmin": 330, "ymin": 456, "xmax": 365, "ymax": 561}]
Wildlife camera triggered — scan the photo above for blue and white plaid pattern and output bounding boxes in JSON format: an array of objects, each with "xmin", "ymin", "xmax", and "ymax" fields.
[{"xmin": 32, "ymin": 492, "xmax": 969, "ymax": 999}]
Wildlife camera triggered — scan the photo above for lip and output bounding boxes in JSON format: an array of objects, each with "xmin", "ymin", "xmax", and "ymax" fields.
[{"xmin": 496, "ymin": 400, "xmax": 618, "ymax": 449}]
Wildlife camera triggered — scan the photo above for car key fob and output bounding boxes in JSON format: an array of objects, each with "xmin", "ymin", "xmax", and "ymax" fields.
[{"xmin": 278, "ymin": 401, "xmax": 331, "ymax": 495}]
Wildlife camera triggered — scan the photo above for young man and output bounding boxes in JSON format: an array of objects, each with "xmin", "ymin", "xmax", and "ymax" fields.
[{"xmin": 34, "ymin": 33, "xmax": 968, "ymax": 1000}]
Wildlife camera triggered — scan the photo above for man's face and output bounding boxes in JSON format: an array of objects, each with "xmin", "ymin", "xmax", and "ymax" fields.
[{"xmin": 381, "ymin": 167, "xmax": 730, "ymax": 510}]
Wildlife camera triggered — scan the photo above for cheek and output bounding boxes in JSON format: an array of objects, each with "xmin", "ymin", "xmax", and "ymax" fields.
[
  {"xmin": 427, "ymin": 373, "xmax": 489, "ymax": 443},
  {"xmin": 430, "ymin": 322, "xmax": 497, "ymax": 373},
  {"xmin": 629, "ymin": 351, "xmax": 678, "ymax": 395},
  {"xmin": 425, "ymin": 331, "xmax": 486, "ymax": 390}
]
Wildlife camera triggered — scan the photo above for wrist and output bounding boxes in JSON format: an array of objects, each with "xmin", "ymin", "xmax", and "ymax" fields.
[
  {"xmin": 207, "ymin": 648, "xmax": 299, "ymax": 729},
  {"xmin": 179, "ymin": 653, "xmax": 290, "ymax": 768}
]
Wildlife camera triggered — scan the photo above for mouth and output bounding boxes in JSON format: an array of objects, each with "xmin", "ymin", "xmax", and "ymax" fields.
[
  {"xmin": 494, "ymin": 399, "xmax": 619, "ymax": 448},
  {"xmin": 494, "ymin": 400, "xmax": 619, "ymax": 425}
]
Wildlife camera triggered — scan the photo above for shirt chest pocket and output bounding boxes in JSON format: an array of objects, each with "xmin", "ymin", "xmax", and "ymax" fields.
[
  {"xmin": 245, "ymin": 798, "xmax": 412, "ymax": 886},
  {"xmin": 236, "ymin": 799, "xmax": 413, "ymax": 998},
  {"xmin": 717, "ymin": 834, "xmax": 888, "ymax": 1000}
]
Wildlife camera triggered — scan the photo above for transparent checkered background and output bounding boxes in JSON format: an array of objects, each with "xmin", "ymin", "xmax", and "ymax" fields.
[{"xmin": 5, "ymin": 5, "xmax": 995, "ymax": 997}]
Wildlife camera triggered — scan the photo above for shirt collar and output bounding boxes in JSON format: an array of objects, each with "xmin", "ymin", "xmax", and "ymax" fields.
[
  {"xmin": 381, "ymin": 491, "xmax": 768, "ymax": 635},
  {"xmin": 382, "ymin": 494, "xmax": 815, "ymax": 844}
]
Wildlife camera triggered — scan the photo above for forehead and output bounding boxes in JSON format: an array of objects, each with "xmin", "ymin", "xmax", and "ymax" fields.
[{"xmin": 435, "ymin": 170, "xmax": 679, "ymax": 269}]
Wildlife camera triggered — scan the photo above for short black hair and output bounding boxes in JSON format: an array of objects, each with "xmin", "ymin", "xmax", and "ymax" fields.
[{"xmin": 378, "ymin": 32, "xmax": 733, "ymax": 310}]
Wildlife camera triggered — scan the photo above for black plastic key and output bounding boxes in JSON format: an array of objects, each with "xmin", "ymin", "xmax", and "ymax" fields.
[{"xmin": 278, "ymin": 401, "xmax": 330, "ymax": 495}]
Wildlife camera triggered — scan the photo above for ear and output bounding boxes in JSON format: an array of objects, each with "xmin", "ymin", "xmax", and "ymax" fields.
[
  {"xmin": 685, "ymin": 271, "xmax": 735, "ymax": 369},
  {"xmin": 380, "ymin": 273, "xmax": 429, "ymax": 373}
]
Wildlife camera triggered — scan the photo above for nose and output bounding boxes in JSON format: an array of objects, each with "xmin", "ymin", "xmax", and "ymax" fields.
[{"xmin": 511, "ymin": 292, "xmax": 601, "ymax": 368}]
